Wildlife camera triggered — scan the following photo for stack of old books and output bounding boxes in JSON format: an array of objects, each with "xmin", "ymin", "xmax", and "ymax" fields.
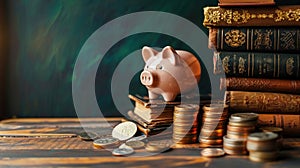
[
  {"xmin": 203, "ymin": 0, "xmax": 300, "ymax": 137},
  {"xmin": 126, "ymin": 94, "xmax": 177, "ymax": 138}
]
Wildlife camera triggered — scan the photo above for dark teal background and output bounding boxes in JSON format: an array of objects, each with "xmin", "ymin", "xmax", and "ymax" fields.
[{"xmin": 6, "ymin": 0, "xmax": 218, "ymax": 117}]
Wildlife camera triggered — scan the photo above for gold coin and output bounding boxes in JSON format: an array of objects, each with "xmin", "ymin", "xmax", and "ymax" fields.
[
  {"xmin": 125, "ymin": 140, "xmax": 145, "ymax": 149},
  {"xmin": 112, "ymin": 121, "xmax": 137, "ymax": 141},
  {"xmin": 201, "ymin": 148, "xmax": 225, "ymax": 157}
]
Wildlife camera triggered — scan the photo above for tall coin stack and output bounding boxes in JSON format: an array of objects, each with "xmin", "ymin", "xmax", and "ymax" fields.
[
  {"xmin": 199, "ymin": 103, "xmax": 228, "ymax": 147},
  {"xmin": 223, "ymin": 113, "xmax": 258, "ymax": 155},
  {"xmin": 173, "ymin": 104, "xmax": 199, "ymax": 144},
  {"xmin": 247, "ymin": 132, "xmax": 279, "ymax": 162}
]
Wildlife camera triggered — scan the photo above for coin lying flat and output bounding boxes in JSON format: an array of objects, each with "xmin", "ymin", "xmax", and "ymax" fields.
[
  {"xmin": 201, "ymin": 148, "xmax": 225, "ymax": 157},
  {"xmin": 125, "ymin": 140, "xmax": 145, "ymax": 149},
  {"xmin": 145, "ymin": 140, "xmax": 172, "ymax": 153},
  {"xmin": 230, "ymin": 113, "xmax": 258, "ymax": 122},
  {"xmin": 93, "ymin": 137, "xmax": 120, "ymax": 148},
  {"xmin": 78, "ymin": 132, "xmax": 98, "ymax": 141},
  {"xmin": 112, "ymin": 121, "xmax": 137, "ymax": 141},
  {"xmin": 112, "ymin": 147, "xmax": 134, "ymax": 156},
  {"xmin": 126, "ymin": 135, "xmax": 147, "ymax": 142}
]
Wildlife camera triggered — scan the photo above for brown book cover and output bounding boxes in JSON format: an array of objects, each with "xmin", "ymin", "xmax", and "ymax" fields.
[
  {"xmin": 227, "ymin": 91, "xmax": 300, "ymax": 114},
  {"xmin": 203, "ymin": 6, "xmax": 300, "ymax": 27},
  {"xmin": 257, "ymin": 114, "xmax": 300, "ymax": 137},
  {"xmin": 221, "ymin": 77, "xmax": 300, "ymax": 94}
]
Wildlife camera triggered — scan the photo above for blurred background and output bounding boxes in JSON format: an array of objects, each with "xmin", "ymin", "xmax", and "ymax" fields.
[{"xmin": 0, "ymin": 0, "xmax": 218, "ymax": 119}]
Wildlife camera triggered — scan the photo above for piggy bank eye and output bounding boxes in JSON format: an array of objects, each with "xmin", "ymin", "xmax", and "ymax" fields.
[
  {"xmin": 146, "ymin": 65, "xmax": 149, "ymax": 69},
  {"xmin": 156, "ymin": 64, "xmax": 163, "ymax": 70}
]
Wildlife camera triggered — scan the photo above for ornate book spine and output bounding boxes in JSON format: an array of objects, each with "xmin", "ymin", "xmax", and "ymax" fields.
[
  {"xmin": 257, "ymin": 114, "xmax": 300, "ymax": 137},
  {"xmin": 203, "ymin": 6, "xmax": 300, "ymax": 27},
  {"xmin": 228, "ymin": 91, "xmax": 300, "ymax": 114},
  {"xmin": 221, "ymin": 77, "xmax": 300, "ymax": 94},
  {"xmin": 214, "ymin": 51, "xmax": 300, "ymax": 79},
  {"xmin": 209, "ymin": 27, "xmax": 300, "ymax": 53}
]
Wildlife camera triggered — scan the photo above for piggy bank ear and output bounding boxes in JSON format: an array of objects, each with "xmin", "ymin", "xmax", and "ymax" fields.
[
  {"xmin": 142, "ymin": 46, "xmax": 158, "ymax": 62},
  {"xmin": 162, "ymin": 46, "xmax": 178, "ymax": 65}
]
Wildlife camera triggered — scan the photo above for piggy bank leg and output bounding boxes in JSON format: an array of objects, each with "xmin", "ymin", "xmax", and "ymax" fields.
[
  {"xmin": 148, "ymin": 91, "xmax": 159, "ymax": 100},
  {"xmin": 162, "ymin": 93, "xmax": 177, "ymax": 102}
]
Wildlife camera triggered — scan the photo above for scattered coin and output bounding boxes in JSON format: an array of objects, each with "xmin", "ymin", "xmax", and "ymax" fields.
[
  {"xmin": 112, "ymin": 121, "xmax": 137, "ymax": 141},
  {"xmin": 126, "ymin": 134, "xmax": 147, "ymax": 142},
  {"xmin": 145, "ymin": 140, "xmax": 172, "ymax": 153},
  {"xmin": 78, "ymin": 131, "xmax": 98, "ymax": 141},
  {"xmin": 93, "ymin": 137, "xmax": 120, "ymax": 148},
  {"xmin": 112, "ymin": 147, "xmax": 134, "ymax": 156},
  {"xmin": 201, "ymin": 148, "xmax": 225, "ymax": 157},
  {"xmin": 125, "ymin": 140, "xmax": 145, "ymax": 149}
]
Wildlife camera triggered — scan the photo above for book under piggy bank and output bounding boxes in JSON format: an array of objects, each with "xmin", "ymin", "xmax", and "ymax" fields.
[{"xmin": 140, "ymin": 46, "xmax": 201, "ymax": 102}]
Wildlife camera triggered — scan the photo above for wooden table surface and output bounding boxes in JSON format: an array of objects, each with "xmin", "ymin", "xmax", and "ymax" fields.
[{"xmin": 0, "ymin": 118, "xmax": 299, "ymax": 167}]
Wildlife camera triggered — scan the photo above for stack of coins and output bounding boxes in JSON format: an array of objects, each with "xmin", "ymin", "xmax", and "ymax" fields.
[
  {"xmin": 199, "ymin": 103, "xmax": 228, "ymax": 147},
  {"xmin": 173, "ymin": 104, "xmax": 199, "ymax": 144},
  {"xmin": 223, "ymin": 113, "xmax": 258, "ymax": 155},
  {"xmin": 260, "ymin": 126, "xmax": 283, "ymax": 149},
  {"xmin": 247, "ymin": 132, "xmax": 279, "ymax": 162}
]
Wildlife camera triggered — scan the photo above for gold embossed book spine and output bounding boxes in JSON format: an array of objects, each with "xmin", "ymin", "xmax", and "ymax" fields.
[
  {"xmin": 213, "ymin": 51, "xmax": 300, "ymax": 79},
  {"xmin": 209, "ymin": 27, "xmax": 300, "ymax": 53},
  {"xmin": 203, "ymin": 6, "xmax": 300, "ymax": 27}
]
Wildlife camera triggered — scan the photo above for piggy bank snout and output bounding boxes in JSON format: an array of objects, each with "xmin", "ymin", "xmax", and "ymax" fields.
[{"xmin": 140, "ymin": 71, "xmax": 155, "ymax": 86}]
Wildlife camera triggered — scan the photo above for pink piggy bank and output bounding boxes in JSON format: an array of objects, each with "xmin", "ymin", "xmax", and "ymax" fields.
[{"xmin": 140, "ymin": 46, "xmax": 201, "ymax": 101}]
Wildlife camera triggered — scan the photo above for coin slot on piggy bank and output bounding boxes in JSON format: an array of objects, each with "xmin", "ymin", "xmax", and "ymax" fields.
[{"xmin": 140, "ymin": 46, "xmax": 201, "ymax": 102}]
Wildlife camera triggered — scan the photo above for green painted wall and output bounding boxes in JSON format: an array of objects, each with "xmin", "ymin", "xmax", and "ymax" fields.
[{"xmin": 7, "ymin": 0, "xmax": 218, "ymax": 117}]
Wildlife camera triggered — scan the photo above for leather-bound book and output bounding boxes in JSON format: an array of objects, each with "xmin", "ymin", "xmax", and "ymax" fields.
[
  {"xmin": 203, "ymin": 6, "xmax": 300, "ymax": 27},
  {"xmin": 220, "ymin": 77, "xmax": 300, "ymax": 94},
  {"xmin": 213, "ymin": 51, "xmax": 300, "ymax": 79},
  {"xmin": 257, "ymin": 114, "xmax": 300, "ymax": 137},
  {"xmin": 209, "ymin": 27, "xmax": 300, "ymax": 53},
  {"xmin": 227, "ymin": 91, "xmax": 300, "ymax": 114}
]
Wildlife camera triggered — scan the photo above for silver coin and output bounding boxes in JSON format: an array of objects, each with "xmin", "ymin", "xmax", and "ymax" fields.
[
  {"xmin": 201, "ymin": 148, "xmax": 225, "ymax": 157},
  {"xmin": 93, "ymin": 137, "xmax": 119, "ymax": 148},
  {"xmin": 230, "ymin": 113, "xmax": 258, "ymax": 122},
  {"xmin": 112, "ymin": 121, "xmax": 137, "ymax": 141},
  {"xmin": 112, "ymin": 147, "xmax": 134, "ymax": 156},
  {"xmin": 247, "ymin": 132, "xmax": 278, "ymax": 142},
  {"xmin": 78, "ymin": 132, "xmax": 98, "ymax": 141}
]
